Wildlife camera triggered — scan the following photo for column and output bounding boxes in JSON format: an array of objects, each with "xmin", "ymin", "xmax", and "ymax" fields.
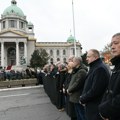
[
  {"xmin": 6, "ymin": 19, "xmax": 9, "ymax": 29},
  {"xmin": 53, "ymin": 48, "xmax": 56, "ymax": 63},
  {"xmin": 24, "ymin": 42, "xmax": 27, "ymax": 64},
  {"xmin": 1, "ymin": 42, "xmax": 4, "ymax": 67},
  {"xmin": 60, "ymin": 49, "xmax": 63, "ymax": 62},
  {"xmin": 16, "ymin": 19, "xmax": 20, "ymax": 29},
  {"xmin": 16, "ymin": 41, "xmax": 19, "ymax": 66}
]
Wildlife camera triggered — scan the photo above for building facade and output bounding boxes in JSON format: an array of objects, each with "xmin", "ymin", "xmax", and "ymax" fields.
[
  {"xmin": 0, "ymin": 0, "xmax": 82, "ymax": 68},
  {"xmin": 36, "ymin": 40, "xmax": 82, "ymax": 64}
]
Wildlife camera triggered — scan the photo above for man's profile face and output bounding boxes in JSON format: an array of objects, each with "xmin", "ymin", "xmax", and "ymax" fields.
[
  {"xmin": 111, "ymin": 36, "xmax": 120, "ymax": 57},
  {"xmin": 86, "ymin": 50, "xmax": 96, "ymax": 64},
  {"xmin": 73, "ymin": 58, "xmax": 79, "ymax": 68}
]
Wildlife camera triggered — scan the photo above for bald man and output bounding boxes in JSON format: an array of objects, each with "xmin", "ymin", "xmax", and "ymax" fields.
[{"xmin": 79, "ymin": 49, "xmax": 110, "ymax": 120}]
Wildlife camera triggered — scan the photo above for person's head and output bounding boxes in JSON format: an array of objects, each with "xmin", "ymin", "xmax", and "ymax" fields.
[
  {"xmin": 86, "ymin": 49, "xmax": 100, "ymax": 64},
  {"xmin": 50, "ymin": 64, "xmax": 55, "ymax": 72},
  {"xmin": 67, "ymin": 62, "xmax": 74, "ymax": 72},
  {"xmin": 111, "ymin": 33, "xmax": 120, "ymax": 57},
  {"xmin": 73, "ymin": 57, "xmax": 82, "ymax": 68},
  {"xmin": 68, "ymin": 55, "xmax": 74, "ymax": 62},
  {"xmin": 58, "ymin": 63, "xmax": 65, "ymax": 71}
]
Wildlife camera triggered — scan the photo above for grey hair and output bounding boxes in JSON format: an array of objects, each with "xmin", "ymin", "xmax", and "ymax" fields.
[
  {"xmin": 73, "ymin": 56, "xmax": 83, "ymax": 64},
  {"xmin": 112, "ymin": 33, "xmax": 120, "ymax": 38},
  {"xmin": 89, "ymin": 49, "xmax": 100, "ymax": 58}
]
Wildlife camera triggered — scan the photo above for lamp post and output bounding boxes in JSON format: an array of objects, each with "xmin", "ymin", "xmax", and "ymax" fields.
[{"xmin": 72, "ymin": 0, "xmax": 77, "ymax": 57}]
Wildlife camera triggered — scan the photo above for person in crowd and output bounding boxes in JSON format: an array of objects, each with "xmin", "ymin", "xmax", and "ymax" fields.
[
  {"xmin": 36, "ymin": 69, "xmax": 45, "ymax": 85},
  {"xmin": 79, "ymin": 49, "xmax": 110, "ymax": 120},
  {"xmin": 42, "ymin": 64, "xmax": 49, "ymax": 75},
  {"xmin": 99, "ymin": 33, "xmax": 120, "ymax": 120},
  {"xmin": 63, "ymin": 61, "xmax": 77, "ymax": 120},
  {"xmin": 56, "ymin": 63, "xmax": 66, "ymax": 112},
  {"xmin": 16, "ymin": 70, "xmax": 22, "ymax": 80},
  {"xmin": 67, "ymin": 57, "xmax": 88, "ymax": 120},
  {"xmin": 49, "ymin": 64, "xmax": 57, "ymax": 77},
  {"xmin": 26, "ymin": 67, "xmax": 32, "ymax": 78},
  {"xmin": 68, "ymin": 55, "xmax": 75, "ymax": 62}
]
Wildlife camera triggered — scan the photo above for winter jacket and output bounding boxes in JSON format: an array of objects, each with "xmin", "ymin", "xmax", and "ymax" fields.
[
  {"xmin": 80, "ymin": 58, "xmax": 110, "ymax": 120},
  {"xmin": 99, "ymin": 56, "xmax": 120, "ymax": 120},
  {"xmin": 68, "ymin": 64, "xmax": 88, "ymax": 103}
]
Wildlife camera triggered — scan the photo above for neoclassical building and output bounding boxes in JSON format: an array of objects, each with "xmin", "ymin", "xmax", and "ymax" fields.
[
  {"xmin": 36, "ymin": 37, "xmax": 82, "ymax": 64},
  {"xmin": 0, "ymin": 0, "xmax": 82, "ymax": 68}
]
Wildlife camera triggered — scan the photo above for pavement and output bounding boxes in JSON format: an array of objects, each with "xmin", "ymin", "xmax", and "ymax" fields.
[{"xmin": 0, "ymin": 85, "xmax": 70, "ymax": 120}]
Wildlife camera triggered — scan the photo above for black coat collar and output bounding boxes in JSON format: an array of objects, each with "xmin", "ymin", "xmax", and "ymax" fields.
[
  {"xmin": 111, "ymin": 56, "xmax": 120, "ymax": 70},
  {"xmin": 89, "ymin": 58, "xmax": 102, "ymax": 68}
]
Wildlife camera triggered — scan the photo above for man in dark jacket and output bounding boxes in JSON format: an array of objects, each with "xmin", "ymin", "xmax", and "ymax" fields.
[
  {"xmin": 79, "ymin": 49, "xmax": 110, "ymax": 120},
  {"xmin": 67, "ymin": 57, "xmax": 88, "ymax": 120},
  {"xmin": 99, "ymin": 33, "xmax": 120, "ymax": 120},
  {"xmin": 63, "ymin": 61, "xmax": 77, "ymax": 120}
]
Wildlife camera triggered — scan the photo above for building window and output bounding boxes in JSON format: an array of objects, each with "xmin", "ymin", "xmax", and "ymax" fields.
[
  {"xmin": 9, "ymin": 20, "xmax": 17, "ymax": 28},
  {"xmin": 19, "ymin": 21, "xmax": 24, "ymax": 29},
  {"xmin": 71, "ymin": 48, "xmax": 75, "ymax": 55},
  {"xmin": 63, "ymin": 49, "xmax": 66, "ymax": 55},
  {"xmin": 57, "ymin": 50, "xmax": 59, "ymax": 56},
  {"xmin": 50, "ymin": 50, "xmax": 53, "ymax": 56},
  {"xmin": 50, "ymin": 58, "xmax": 53, "ymax": 64},
  {"xmin": 57, "ymin": 58, "xmax": 60, "ymax": 61},
  {"xmin": 63, "ymin": 58, "xmax": 66, "ymax": 63},
  {"xmin": 2, "ymin": 21, "xmax": 6, "ymax": 29},
  {"xmin": 28, "ymin": 27, "xmax": 32, "ymax": 32}
]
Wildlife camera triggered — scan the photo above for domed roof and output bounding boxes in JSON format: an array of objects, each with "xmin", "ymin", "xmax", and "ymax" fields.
[
  {"xmin": 67, "ymin": 35, "xmax": 76, "ymax": 43},
  {"xmin": 3, "ymin": 0, "xmax": 24, "ymax": 17},
  {"xmin": 28, "ymin": 21, "xmax": 33, "ymax": 26}
]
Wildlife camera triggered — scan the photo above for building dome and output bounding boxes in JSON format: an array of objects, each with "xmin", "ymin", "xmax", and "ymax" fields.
[
  {"xmin": 67, "ymin": 35, "xmax": 76, "ymax": 43},
  {"xmin": 28, "ymin": 21, "xmax": 33, "ymax": 26},
  {"xmin": 3, "ymin": 0, "xmax": 25, "ymax": 17}
]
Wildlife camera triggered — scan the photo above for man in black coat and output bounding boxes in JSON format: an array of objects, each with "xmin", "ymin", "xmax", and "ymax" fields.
[
  {"xmin": 99, "ymin": 33, "xmax": 120, "ymax": 120},
  {"xmin": 79, "ymin": 49, "xmax": 110, "ymax": 120}
]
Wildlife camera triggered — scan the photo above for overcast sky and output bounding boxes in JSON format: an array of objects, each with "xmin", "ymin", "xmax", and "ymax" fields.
[{"xmin": 0, "ymin": 0, "xmax": 120, "ymax": 53}]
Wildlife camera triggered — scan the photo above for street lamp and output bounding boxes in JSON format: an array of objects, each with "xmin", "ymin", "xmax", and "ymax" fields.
[{"xmin": 72, "ymin": 0, "xmax": 77, "ymax": 57}]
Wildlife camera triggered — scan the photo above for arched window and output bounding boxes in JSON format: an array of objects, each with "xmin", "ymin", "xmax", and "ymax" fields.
[
  {"xmin": 50, "ymin": 50, "xmax": 53, "ymax": 56},
  {"xmin": 2, "ymin": 21, "xmax": 6, "ymax": 29},
  {"xmin": 63, "ymin": 58, "xmax": 66, "ymax": 63},
  {"xmin": 57, "ymin": 50, "xmax": 59, "ymax": 56},
  {"xmin": 71, "ymin": 48, "xmax": 75, "ymax": 55},
  {"xmin": 57, "ymin": 58, "xmax": 60, "ymax": 61},
  {"xmin": 63, "ymin": 49, "xmax": 66, "ymax": 55},
  {"xmin": 9, "ymin": 20, "xmax": 17, "ymax": 28},
  {"xmin": 19, "ymin": 21, "xmax": 25, "ymax": 29},
  {"xmin": 50, "ymin": 58, "xmax": 53, "ymax": 64}
]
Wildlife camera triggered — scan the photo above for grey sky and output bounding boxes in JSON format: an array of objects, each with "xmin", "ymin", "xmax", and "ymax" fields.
[{"xmin": 0, "ymin": 0, "xmax": 120, "ymax": 52}]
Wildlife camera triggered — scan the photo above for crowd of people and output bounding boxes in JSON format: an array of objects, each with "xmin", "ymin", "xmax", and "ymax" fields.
[
  {"xmin": 0, "ymin": 67, "xmax": 37, "ymax": 81},
  {"xmin": 0, "ymin": 32, "xmax": 119, "ymax": 120},
  {"xmin": 39, "ymin": 32, "xmax": 120, "ymax": 120}
]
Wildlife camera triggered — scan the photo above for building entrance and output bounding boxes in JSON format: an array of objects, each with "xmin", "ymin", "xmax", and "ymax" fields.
[{"xmin": 7, "ymin": 47, "xmax": 16, "ymax": 66}]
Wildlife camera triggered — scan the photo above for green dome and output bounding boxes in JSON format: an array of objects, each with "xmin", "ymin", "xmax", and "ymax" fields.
[
  {"xmin": 67, "ymin": 35, "xmax": 76, "ymax": 43},
  {"xmin": 28, "ymin": 21, "xmax": 33, "ymax": 25},
  {"xmin": 3, "ymin": 0, "xmax": 24, "ymax": 17}
]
